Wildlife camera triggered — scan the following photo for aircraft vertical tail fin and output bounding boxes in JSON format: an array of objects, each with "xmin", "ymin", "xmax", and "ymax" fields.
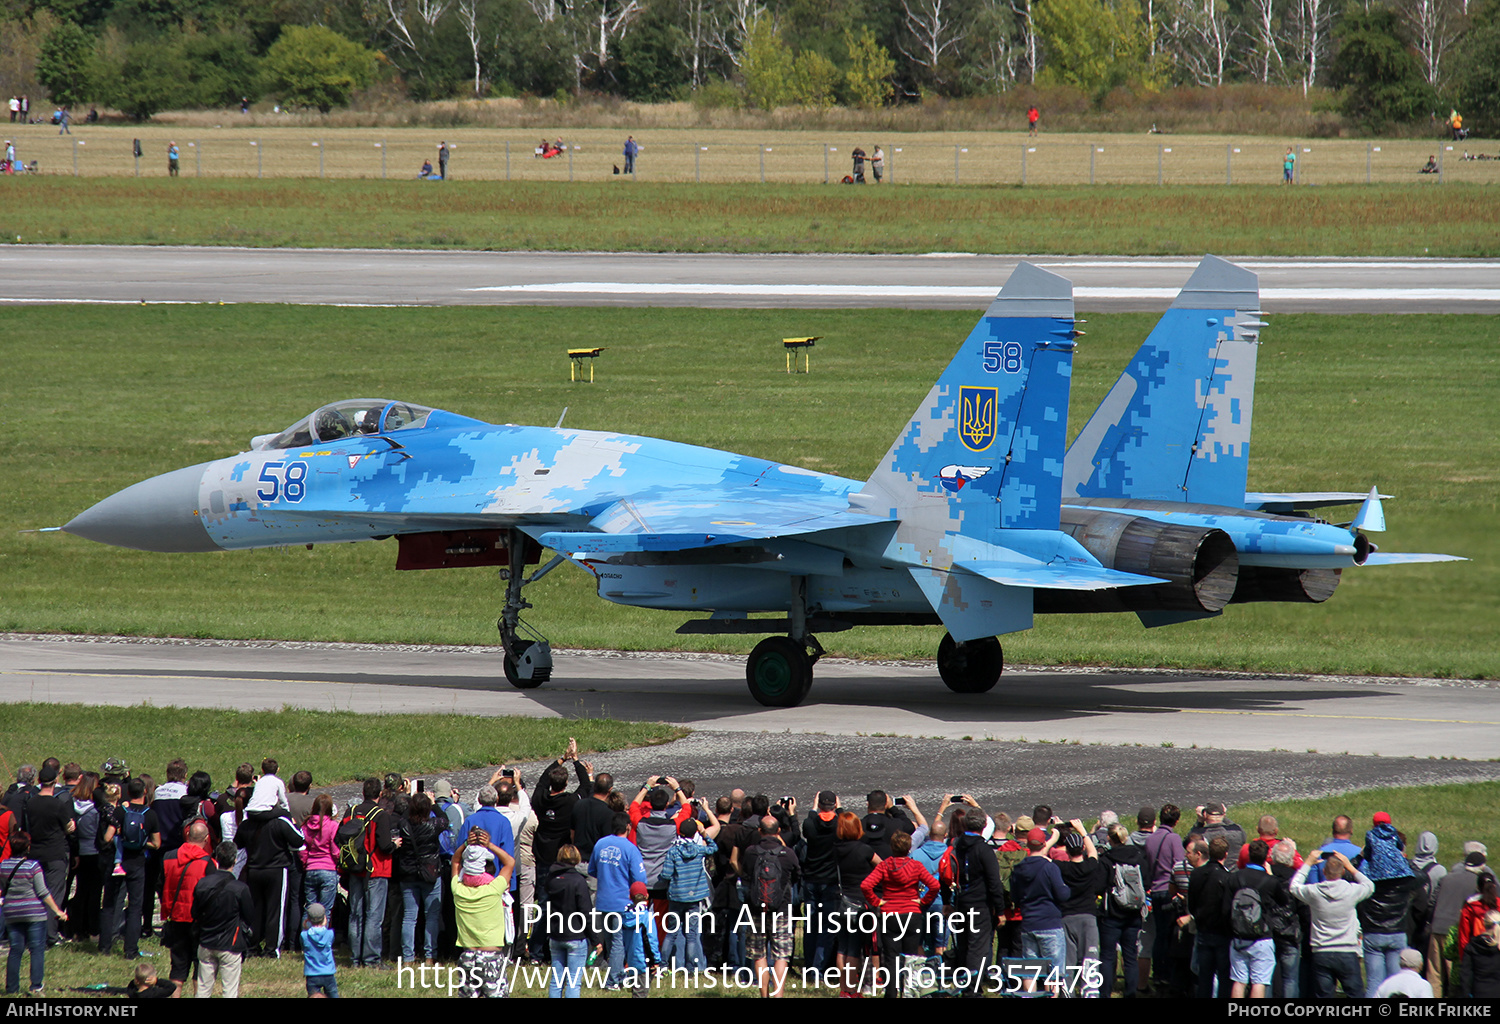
[
  {"xmin": 855, "ymin": 262, "xmax": 1078, "ymax": 561},
  {"xmin": 1062, "ymin": 255, "xmax": 1263, "ymax": 507}
]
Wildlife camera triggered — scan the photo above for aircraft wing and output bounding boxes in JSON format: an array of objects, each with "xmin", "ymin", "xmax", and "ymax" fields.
[
  {"xmin": 534, "ymin": 491, "xmax": 890, "ymax": 554},
  {"xmin": 951, "ymin": 559, "xmax": 1166, "ymax": 590}
]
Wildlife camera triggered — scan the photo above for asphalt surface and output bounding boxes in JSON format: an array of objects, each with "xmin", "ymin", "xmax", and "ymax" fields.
[
  {"xmin": 4, "ymin": 247, "xmax": 1499, "ymax": 312},
  {"xmin": 5, "ymin": 634, "xmax": 1499, "ymax": 815}
]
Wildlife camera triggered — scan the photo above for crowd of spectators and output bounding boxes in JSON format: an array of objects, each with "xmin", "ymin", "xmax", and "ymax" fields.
[{"xmin": 1, "ymin": 748, "xmax": 1497, "ymax": 1000}]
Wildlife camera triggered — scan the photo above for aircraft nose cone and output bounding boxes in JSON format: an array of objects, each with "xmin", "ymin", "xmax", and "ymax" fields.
[{"xmin": 63, "ymin": 464, "xmax": 220, "ymax": 552}]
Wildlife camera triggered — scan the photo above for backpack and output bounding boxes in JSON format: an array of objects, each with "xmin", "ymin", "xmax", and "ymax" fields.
[
  {"xmin": 1109, "ymin": 861, "xmax": 1147, "ymax": 913},
  {"xmin": 749, "ymin": 847, "xmax": 793, "ymax": 911},
  {"xmin": 336, "ymin": 805, "xmax": 381, "ymax": 874},
  {"xmin": 1231, "ymin": 885, "xmax": 1270, "ymax": 939},
  {"xmin": 121, "ymin": 806, "xmax": 149, "ymax": 852}
]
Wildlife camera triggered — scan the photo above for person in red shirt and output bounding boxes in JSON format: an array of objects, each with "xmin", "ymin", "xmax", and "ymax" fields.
[
  {"xmin": 1028, "ymin": 105, "xmax": 1040, "ymax": 136},
  {"xmin": 862, "ymin": 831, "xmax": 938, "ymax": 997}
]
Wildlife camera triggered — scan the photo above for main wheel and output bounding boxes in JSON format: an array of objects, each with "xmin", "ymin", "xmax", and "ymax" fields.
[
  {"xmin": 936, "ymin": 633, "xmax": 1004, "ymax": 694},
  {"xmin": 746, "ymin": 636, "xmax": 814, "ymax": 708},
  {"xmin": 503, "ymin": 640, "xmax": 550, "ymax": 689}
]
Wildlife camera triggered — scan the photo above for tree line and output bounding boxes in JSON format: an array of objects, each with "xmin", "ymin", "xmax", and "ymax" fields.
[{"xmin": 3, "ymin": 0, "xmax": 1497, "ymax": 130}]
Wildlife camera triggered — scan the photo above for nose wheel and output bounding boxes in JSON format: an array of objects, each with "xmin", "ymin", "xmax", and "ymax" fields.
[
  {"xmin": 937, "ymin": 633, "xmax": 1003, "ymax": 693},
  {"xmin": 746, "ymin": 635, "xmax": 819, "ymax": 707}
]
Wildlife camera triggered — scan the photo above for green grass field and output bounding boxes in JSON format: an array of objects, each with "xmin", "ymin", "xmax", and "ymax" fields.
[
  {"xmin": 3, "ymin": 304, "xmax": 1493, "ymax": 679},
  {"xmin": 4, "ymin": 177, "xmax": 1500, "ymax": 254},
  {"xmin": 0, "ymin": 705, "xmax": 685, "ymax": 788}
]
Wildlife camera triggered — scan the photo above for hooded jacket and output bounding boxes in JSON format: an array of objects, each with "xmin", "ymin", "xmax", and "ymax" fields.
[
  {"xmin": 1290, "ymin": 861, "xmax": 1375, "ymax": 952},
  {"xmin": 161, "ymin": 842, "xmax": 213, "ymax": 923},
  {"xmin": 1457, "ymin": 931, "xmax": 1500, "ymax": 998},
  {"xmin": 943, "ymin": 831, "xmax": 1006, "ymax": 916}
]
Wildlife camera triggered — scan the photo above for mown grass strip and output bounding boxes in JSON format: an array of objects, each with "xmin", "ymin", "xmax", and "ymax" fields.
[
  {"xmin": 4, "ymin": 178, "xmax": 1500, "ymax": 255},
  {"xmin": 0, "ymin": 704, "xmax": 685, "ymax": 788}
]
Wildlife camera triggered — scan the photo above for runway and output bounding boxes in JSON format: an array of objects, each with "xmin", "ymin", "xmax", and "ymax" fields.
[
  {"xmin": 4, "ymin": 247, "xmax": 1499, "ymax": 312},
  {"xmin": 5, "ymin": 634, "xmax": 1499, "ymax": 811}
]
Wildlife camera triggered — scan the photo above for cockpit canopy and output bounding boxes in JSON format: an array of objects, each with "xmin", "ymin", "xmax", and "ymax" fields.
[{"xmin": 251, "ymin": 400, "xmax": 435, "ymax": 451}]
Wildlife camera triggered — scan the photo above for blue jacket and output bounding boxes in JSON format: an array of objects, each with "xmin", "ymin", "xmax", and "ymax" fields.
[
  {"xmin": 1010, "ymin": 854, "xmax": 1071, "ymax": 932},
  {"xmin": 912, "ymin": 839, "xmax": 947, "ymax": 906},
  {"xmin": 660, "ymin": 838, "xmax": 713, "ymax": 903},
  {"xmin": 589, "ymin": 834, "xmax": 645, "ymax": 913},
  {"xmin": 455, "ymin": 807, "xmax": 515, "ymax": 890},
  {"xmin": 623, "ymin": 904, "xmax": 660, "ymax": 973}
]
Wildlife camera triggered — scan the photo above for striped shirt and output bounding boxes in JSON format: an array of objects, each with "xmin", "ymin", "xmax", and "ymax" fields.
[{"xmin": 0, "ymin": 857, "xmax": 49, "ymax": 921}]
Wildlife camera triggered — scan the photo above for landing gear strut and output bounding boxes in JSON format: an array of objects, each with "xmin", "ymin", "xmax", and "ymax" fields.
[
  {"xmin": 744, "ymin": 575, "xmax": 822, "ymax": 707},
  {"xmin": 497, "ymin": 529, "xmax": 563, "ymax": 690},
  {"xmin": 937, "ymin": 632, "xmax": 1004, "ymax": 693}
]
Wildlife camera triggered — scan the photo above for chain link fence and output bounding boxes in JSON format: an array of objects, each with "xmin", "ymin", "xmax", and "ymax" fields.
[{"xmin": 8, "ymin": 127, "xmax": 1498, "ymax": 186}]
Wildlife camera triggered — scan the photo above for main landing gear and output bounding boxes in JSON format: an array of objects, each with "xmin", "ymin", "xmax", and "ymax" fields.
[
  {"xmin": 936, "ymin": 632, "xmax": 1004, "ymax": 693},
  {"xmin": 745, "ymin": 576, "xmax": 823, "ymax": 708},
  {"xmin": 746, "ymin": 634, "xmax": 824, "ymax": 708},
  {"xmin": 497, "ymin": 528, "xmax": 565, "ymax": 690}
]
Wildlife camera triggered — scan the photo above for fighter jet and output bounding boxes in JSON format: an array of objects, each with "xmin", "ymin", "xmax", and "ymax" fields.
[
  {"xmin": 1057, "ymin": 255, "xmax": 1463, "ymax": 627},
  {"xmin": 62, "ymin": 260, "xmax": 1461, "ymax": 708}
]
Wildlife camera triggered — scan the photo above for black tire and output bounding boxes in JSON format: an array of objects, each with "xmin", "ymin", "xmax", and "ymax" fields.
[
  {"xmin": 746, "ymin": 636, "xmax": 814, "ymax": 708},
  {"xmin": 936, "ymin": 633, "xmax": 1003, "ymax": 694},
  {"xmin": 503, "ymin": 640, "xmax": 550, "ymax": 689}
]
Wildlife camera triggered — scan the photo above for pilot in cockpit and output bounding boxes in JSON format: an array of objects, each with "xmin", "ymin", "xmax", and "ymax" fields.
[
  {"xmin": 356, "ymin": 409, "xmax": 383, "ymax": 434},
  {"xmin": 314, "ymin": 407, "xmax": 355, "ymax": 441}
]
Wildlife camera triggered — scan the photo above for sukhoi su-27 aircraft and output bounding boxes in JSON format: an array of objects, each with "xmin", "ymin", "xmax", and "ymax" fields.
[{"xmin": 63, "ymin": 258, "xmax": 1461, "ymax": 707}]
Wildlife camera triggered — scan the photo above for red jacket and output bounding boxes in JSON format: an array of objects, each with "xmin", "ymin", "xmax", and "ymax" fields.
[
  {"xmin": 861, "ymin": 856, "xmax": 939, "ymax": 914},
  {"xmin": 162, "ymin": 842, "xmax": 213, "ymax": 923}
]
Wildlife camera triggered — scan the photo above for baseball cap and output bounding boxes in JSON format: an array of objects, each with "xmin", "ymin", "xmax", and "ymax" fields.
[
  {"xmin": 629, "ymin": 882, "xmax": 649, "ymax": 902},
  {"xmin": 1372, "ymin": 811, "xmax": 1392, "ymax": 825},
  {"xmin": 1399, "ymin": 948, "xmax": 1423, "ymax": 971},
  {"xmin": 306, "ymin": 902, "xmax": 326, "ymax": 924},
  {"xmin": 432, "ymin": 778, "xmax": 453, "ymax": 798},
  {"xmin": 1013, "ymin": 815, "xmax": 1036, "ymax": 833},
  {"xmin": 1026, "ymin": 827, "xmax": 1047, "ymax": 845},
  {"xmin": 37, "ymin": 764, "xmax": 58, "ymax": 785},
  {"xmin": 101, "ymin": 757, "xmax": 130, "ymax": 777},
  {"xmin": 1204, "ymin": 801, "xmax": 1227, "ymax": 816}
]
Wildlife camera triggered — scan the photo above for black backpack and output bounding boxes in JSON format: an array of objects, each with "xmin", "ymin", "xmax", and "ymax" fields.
[
  {"xmin": 749, "ymin": 847, "xmax": 793, "ymax": 911},
  {"xmin": 336, "ymin": 805, "xmax": 381, "ymax": 874},
  {"xmin": 1231, "ymin": 885, "xmax": 1271, "ymax": 939}
]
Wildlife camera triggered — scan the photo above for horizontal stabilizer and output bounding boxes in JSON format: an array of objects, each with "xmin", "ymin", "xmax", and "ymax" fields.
[
  {"xmin": 908, "ymin": 567, "xmax": 1033, "ymax": 640},
  {"xmin": 1361, "ymin": 552, "xmax": 1468, "ymax": 565},
  {"xmin": 1138, "ymin": 609, "xmax": 1222, "ymax": 628},
  {"xmin": 953, "ymin": 560, "xmax": 1165, "ymax": 591},
  {"xmin": 1245, "ymin": 491, "xmax": 1391, "ymax": 512}
]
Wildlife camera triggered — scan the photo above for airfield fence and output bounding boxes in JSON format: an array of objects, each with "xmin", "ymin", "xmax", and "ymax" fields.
[{"xmin": 10, "ymin": 129, "xmax": 1500, "ymax": 186}]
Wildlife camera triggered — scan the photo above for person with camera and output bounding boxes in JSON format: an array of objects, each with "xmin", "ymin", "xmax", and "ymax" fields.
[
  {"xmin": 1011, "ymin": 823, "xmax": 1071, "ymax": 993},
  {"xmin": 1058, "ymin": 819, "xmax": 1108, "ymax": 993},
  {"xmin": 941, "ymin": 807, "xmax": 1006, "ymax": 997}
]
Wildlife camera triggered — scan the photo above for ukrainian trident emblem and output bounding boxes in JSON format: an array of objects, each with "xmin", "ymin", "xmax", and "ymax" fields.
[{"xmin": 958, "ymin": 386, "xmax": 998, "ymax": 452}]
